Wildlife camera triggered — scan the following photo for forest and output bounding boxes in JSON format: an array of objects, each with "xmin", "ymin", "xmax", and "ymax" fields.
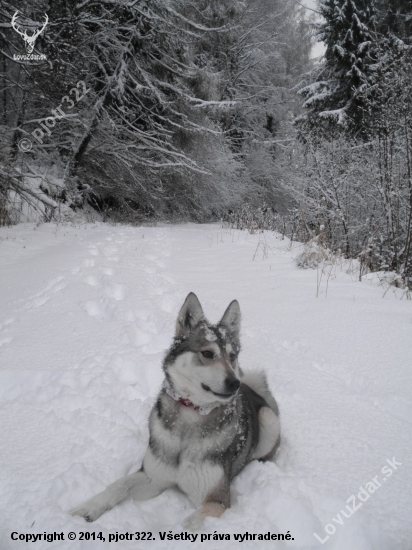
[{"xmin": 1, "ymin": 0, "xmax": 411, "ymax": 282}]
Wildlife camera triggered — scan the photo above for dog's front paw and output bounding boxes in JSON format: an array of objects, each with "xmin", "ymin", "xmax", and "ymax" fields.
[
  {"xmin": 71, "ymin": 499, "xmax": 107, "ymax": 523},
  {"xmin": 71, "ymin": 508, "xmax": 93, "ymax": 523},
  {"xmin": 183, "ymin": 502, "xmax": 226, "ymax": 531},
  {"xmin": 183, "ymin": 511, "xmax": 204, "ymax": 531}
]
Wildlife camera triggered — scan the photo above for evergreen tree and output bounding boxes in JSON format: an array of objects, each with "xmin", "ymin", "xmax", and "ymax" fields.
[{"xmin": 298, "ymin": 0, "xmax": 378, "ymax": 136}]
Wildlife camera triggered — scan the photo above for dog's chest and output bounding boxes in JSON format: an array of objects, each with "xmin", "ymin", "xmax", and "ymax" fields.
[
  {"xmin": 150, "ymin": 396, "xmax": 240, "ymax": 464},
  {"xmin": 144, "ymin": 394, "xmax": 255, "ymax": 500}
]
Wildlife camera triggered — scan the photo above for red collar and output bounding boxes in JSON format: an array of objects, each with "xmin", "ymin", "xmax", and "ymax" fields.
[{"xmin": 178, "ymin": 397, "xmax": 198, "ymax": 409}]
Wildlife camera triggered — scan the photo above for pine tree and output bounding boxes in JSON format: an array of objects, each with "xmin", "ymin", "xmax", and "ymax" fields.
[{"xmin": 298, "ymin": 0, "xmax": 378, "ymax": 136}]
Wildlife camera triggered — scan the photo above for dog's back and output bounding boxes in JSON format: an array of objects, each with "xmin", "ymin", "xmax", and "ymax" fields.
[
  {"xmin": 240, "ymin": 371, "xmax": 280, "ymax": 461},
  {"xmin": 241, "ymin": 369, "xmax": 280, "ymax": 416}
]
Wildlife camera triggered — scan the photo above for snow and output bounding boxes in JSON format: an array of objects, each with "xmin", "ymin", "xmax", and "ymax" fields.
[{"xmin": 0, "ymin": 222, "xmax": 411, "ymax": 550}]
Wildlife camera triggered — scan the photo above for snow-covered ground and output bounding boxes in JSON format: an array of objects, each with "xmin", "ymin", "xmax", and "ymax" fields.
[{"xmin": 0, "ymin": 222, "xmax": 411, "ymax": 550}]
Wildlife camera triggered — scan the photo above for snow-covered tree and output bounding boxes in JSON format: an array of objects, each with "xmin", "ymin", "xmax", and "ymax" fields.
[
  {"xmin": 1, "ymin": 0, "xmax": 243, "ymax": 218},
  {"xmin": 1, "ymin": 0, "xmax": 312, "ymax": 222},
  {"xmin": 298, "ymin": 0, "xmax": 378, "ymax": 136},
  {"xmin": 185, "ymin": 0, "xmax": 313, "ymax": 208}
]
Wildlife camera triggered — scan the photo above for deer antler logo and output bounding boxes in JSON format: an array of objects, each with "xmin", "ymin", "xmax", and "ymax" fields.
[{"xmin": 11, "ymin": 11, "xmax": 48, "ymax": 54}]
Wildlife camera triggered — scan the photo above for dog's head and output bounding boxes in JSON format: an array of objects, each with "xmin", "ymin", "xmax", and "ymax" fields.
[{"xmin": 163, "ymin": 293, "xmax": 242, "ymax": 407}]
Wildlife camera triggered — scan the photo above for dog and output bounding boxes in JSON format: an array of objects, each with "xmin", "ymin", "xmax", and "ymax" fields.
[{"xmin": 72, "ymin": 293, "xmax": 280, "ymax": 529}]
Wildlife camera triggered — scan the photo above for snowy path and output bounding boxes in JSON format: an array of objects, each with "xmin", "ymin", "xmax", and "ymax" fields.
[{"xmin": 0, "ymin": 222, "xmax": 411, "ymax": 550}]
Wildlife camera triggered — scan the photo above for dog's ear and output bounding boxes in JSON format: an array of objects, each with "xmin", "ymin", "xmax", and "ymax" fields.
[
  {"xmin": 176, "ymin": 293, "xmax": 205, "ymax": 338},
  {"xmin": 218, "ymin": 300, "xmax": 241, "ymax": 340}
]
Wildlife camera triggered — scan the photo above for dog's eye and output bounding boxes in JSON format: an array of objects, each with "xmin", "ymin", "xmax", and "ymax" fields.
[
  {"xmin": 229, "ymin": 352, "xmax": 236, "ymax": 361},
  {"xmin": 201, "ymin": 350, "xmax": 214, "ymax": 359}
]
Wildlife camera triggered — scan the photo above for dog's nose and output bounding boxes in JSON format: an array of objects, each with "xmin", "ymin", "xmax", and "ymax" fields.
[{"xmin": 225, "ymin": 376, "xmax": 240, "ymax": 393}]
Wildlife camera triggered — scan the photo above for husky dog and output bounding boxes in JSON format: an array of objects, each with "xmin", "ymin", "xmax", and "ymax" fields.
[{"xmin": 72, "ymin": 293, "xmax": 280, "ymax": 529}]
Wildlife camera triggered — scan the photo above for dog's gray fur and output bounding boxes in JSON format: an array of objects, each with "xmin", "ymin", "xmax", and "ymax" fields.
[{"xmin": 72, "ymin": 293, "xmax": 280, "ymax": 529}]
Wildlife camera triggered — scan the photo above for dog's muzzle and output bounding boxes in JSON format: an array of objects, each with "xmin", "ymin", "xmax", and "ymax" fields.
[{"xmin": 202, "ymin": 376, "xmax": 240, "ymax": 398}]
